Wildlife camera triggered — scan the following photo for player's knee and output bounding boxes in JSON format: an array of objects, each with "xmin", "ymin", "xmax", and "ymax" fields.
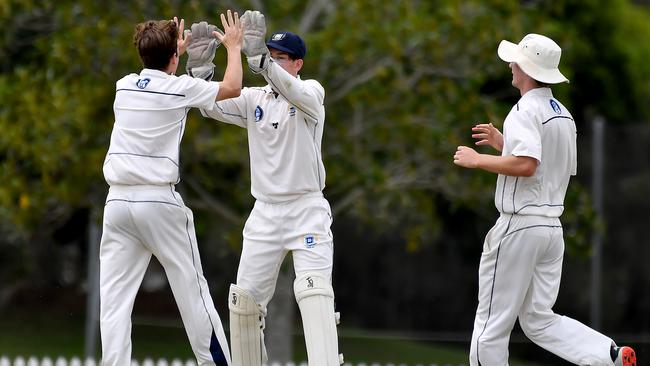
[
  {"xmin": 228, "ymin": 284, "xmax": 260, "ymax": 316},
  {"xmin": 518, "ymin": 310, "xmax": 557, "ymax": 339},
  {"xmin": 294, "ymin": 272, "xmax": 334, "ymax": 302},
  {"xmin": 228, "ymin": 284, "xmax": 266, "ymax": 365}
]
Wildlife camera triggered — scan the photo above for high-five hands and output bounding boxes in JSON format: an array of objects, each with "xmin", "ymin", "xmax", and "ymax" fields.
[
  {"xmin": 172, "ymin": 17, "xmax": 190, "ymax": 57},
  {"xmin": 185, "ymin": 10, "xmax": 242, "ymax": 80},
  {"xmin": 239, "ymin": 10, "xmax": 269, "ymax": 73},
  {"xmin": 185, "ymin": 21, "xmax": 222, "ymax": 79},
  {"xmin": 215, "ymin": 10, "xmax": 243, "ymax": 52}
]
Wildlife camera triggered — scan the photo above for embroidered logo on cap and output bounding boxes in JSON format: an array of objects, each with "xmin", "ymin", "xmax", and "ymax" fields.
[{"xmin": 271, "ymin": 33, "xmax": 286, "ymax": 41}]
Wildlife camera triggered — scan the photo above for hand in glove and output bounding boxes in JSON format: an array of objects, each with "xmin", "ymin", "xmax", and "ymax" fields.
[
  {"xmin": 240, "ymin": 10, "xmax": 270, "ymax": 73},
  {"xmin": 186, "ymin": 21, "xmax": 223, "ymax": 80}
]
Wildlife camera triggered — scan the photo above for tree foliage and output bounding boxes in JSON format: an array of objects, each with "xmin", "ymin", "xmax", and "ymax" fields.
[{"xmin": 1, "ymin": 0, "xmax": 650, "ymax": 287}]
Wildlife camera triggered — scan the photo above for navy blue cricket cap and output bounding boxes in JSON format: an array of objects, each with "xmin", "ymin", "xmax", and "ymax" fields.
[{"xmin": 266, "ymin": 31, "xmax": 306, "ymax": 59}]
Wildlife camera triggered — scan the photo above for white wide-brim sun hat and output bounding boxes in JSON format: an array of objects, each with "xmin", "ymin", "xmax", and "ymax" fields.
[{"xmin": 498, "ymin": 33, "xmax": 569, "ymax": 84}]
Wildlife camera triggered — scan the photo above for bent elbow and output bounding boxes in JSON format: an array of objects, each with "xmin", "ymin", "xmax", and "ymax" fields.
[
  {"xmin": 217, "ymin": 85, "xmax": 241, "ymax": 101},
  {"xmin": 521, "ymin": 164, "xmax": 537, "ymax": 177},
  {"xmin": 522, "ymin": 169, "xmax": 535, "ymax": 177},
  {"xmin": 227, "ymin": 87, "xmax": 242, "ymax": 98}
]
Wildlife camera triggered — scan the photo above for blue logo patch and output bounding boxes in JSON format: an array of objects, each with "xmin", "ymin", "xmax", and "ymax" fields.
[
  {"xmin": 550, "ymin": 99, "xmax": 562, "ymax": 114},
  {"xmin": 304, "ymin": 235, "xmax": 316, "ymax": 248},
  {"xmin": 289, "ymin": 106, "xmax": 296, "ymax": 117},
  {"xmin": 254, "ymin": 105, "xmax": 264, "ymax": 122},
  {"xmin": 136, "ymin": 78, "xmax": 150, "ymax": 89}
]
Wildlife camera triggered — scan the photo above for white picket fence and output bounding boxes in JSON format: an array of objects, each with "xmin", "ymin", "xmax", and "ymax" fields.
[
  {"xmin": 0, "ymin": 357, "xmax": 461, "ymax": 366},
  {"xmin": 0, "ymin": 357, "xmax": 196, "ymax": 366}
]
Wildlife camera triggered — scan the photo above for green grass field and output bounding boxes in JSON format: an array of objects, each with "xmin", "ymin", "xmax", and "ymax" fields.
[{"xmin": 0, "ymin": 308, "xmax": 543, "ymax": 365}]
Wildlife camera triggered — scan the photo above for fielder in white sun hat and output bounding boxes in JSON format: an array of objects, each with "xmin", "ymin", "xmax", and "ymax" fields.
[{"xmin": 497, "ymin": 33, "xmax": 569, "ymax": 84}]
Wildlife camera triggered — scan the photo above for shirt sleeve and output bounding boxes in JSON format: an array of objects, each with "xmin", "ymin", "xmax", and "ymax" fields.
[
  {"xmin": 200, "ymin": 88, "xmax": 251, "ymax": 128},
  {"xmin": 260, "ymin": 61, "xmax": 324, "ymax": 123},
  {"xmin": 179, "ymin": 75, "xmax": 220, "ymax": 110},
  {"xmin": 504, "ymin": 107, "xmax": 542, "ymax": 163}
]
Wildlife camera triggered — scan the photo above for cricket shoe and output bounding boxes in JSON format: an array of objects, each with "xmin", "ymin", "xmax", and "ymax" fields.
[{"xmin": 614, "ymin": 346, "xmax": 636, "ymax": 366}]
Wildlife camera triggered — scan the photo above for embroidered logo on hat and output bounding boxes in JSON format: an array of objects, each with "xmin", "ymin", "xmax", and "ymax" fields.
[
  {"xmin": 271, "ymin": 33, "xmax": 286, "ymax": 41},
  {"xmin": 266, "ymin": 31, "xmax": 306, "ymax": 59}
]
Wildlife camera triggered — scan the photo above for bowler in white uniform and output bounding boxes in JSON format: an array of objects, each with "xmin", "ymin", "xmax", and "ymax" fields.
[
  {"xmin": 99, "ymin": 12, "xmax": 242, "ymax": 366},
  {"xmin": 191, "ymin": 10, "xmax": 342, "ymax": 366},
  {"xmin": 453, "ymin": 34, "xmax": 636, "ymax": 366}
]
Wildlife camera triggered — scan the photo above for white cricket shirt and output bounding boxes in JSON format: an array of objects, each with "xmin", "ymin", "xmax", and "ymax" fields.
[
  {"xmin": 103, "ymin": 69, "xmax": 219, "ymax": 186},
  {"xmin": 495, "ymin": 87, "xmax": 577, "ymax": 217},
  {"xmin": 202, "ymin": 60, "xmax": 326, "ymax": 203}
]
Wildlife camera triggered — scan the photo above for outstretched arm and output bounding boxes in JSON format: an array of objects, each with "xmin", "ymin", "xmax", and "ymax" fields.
[
  {"xmin": 262, "ymin": 63, "xmax": 324, "ymax": 122},
  {"xmin": 214, "ymin": 10, "xmax": 243, "ymax": 101},
  {"xmin": 239, "ymin": 10, "xmax": 323, "ymax": 122}
]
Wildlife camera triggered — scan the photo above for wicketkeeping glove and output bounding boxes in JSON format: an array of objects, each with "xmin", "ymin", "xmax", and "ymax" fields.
[
  {"xmin": 186, "ymin": 21, "xmax": 222, "ymax": 80},
  {"xmin": 240, "ymin": 10, "xmax": 270, "ymax": 73}
]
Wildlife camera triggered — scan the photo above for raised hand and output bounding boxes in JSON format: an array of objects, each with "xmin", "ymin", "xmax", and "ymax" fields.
[
  {"xmin": 173, "ymin": 17, "xmax": 190, "ymax": 56},
  {"xmin": 215, "ymin": 10, "xmax": 243, "ymax": 52},
  {"xmin": 239, "ymin": 10, "xmax": 268, "ymax": 58},
  {"xmin": 185, "ymin": 21, "xmax": 223, "ymax": 80},
  {"xmin": 472, "ymin": 123, "xmax": 504, "ymax": 152}
]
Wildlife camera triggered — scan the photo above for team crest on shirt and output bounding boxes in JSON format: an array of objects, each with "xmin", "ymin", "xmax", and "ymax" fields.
[
  {"xmin": 254, "ymin": 105, "xmax": 264, "ymax": 122},
  {"xmin": 304, "ymin": 234, "xmax": 317, "ymax": 248},
  {"xmin": 549, "ymin": 99, "xmax": 562, "ymax": 114},
  {"xmin": 136, "ymin": 78, "xmax": 150, "ymax": 89},
  {"xmin": 289, "ymin": 106, "xmax": 296, "ymax": 117}
]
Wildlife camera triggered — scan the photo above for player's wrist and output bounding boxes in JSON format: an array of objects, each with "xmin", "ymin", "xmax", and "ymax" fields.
[
  {"xmin": 247, "ymin": 53, "xmax": 269, "ymax": 74},
  {"xmin": 474, "ymin": 154, "xmax": 485, "ymax": 169},
  {"xmin": 225, "ymin": 44, "xmax": 242, "ymax": 52}
]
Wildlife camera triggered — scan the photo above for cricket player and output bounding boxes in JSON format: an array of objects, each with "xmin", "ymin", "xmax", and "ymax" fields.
[
  {"xmin": 186, "ymin": 10, "xmax": 342, "ymax": 366},
  {"xmin": 99, "ymin": 12, "xmax": 242, "ymax": 366},
  {"xmin": 453, "ymin": 33, "xmax": 636, "ymax": 366}
]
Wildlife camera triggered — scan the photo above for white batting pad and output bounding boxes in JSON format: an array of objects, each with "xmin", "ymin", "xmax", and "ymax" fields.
[
  {"xmin": 228, "ymin": 284, "xmax": 266, "ymax": 366},
  {"xmin": 294, "ymin": 273, "xmax": 343, "ymax": 365}
]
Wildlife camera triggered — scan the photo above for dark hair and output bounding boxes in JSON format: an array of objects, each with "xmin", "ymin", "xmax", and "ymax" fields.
[
  {"xmin": 269, "ymin": 48, "xmax": 300, "ymax": 61},
  {"xmin": 133, "ymin": 20, "xmax": 178, "ymax": 70}
]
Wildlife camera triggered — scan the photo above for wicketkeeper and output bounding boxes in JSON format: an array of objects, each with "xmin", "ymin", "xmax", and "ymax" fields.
[{"xmin": 186, "ymin": 10, "xmax": 343, "ymax": 366}]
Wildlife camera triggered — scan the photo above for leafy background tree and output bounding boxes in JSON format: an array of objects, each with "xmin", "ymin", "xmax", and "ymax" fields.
[{"xmin": 1, "ymin": 0, "xmax": 649, "ymax": 363}]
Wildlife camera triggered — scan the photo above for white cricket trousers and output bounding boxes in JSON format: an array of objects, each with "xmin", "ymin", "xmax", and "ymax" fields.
[
  {"xmin": 236, "ymin": 191, "xmax": 334, "ymax": 313},
  {"xmin": 99, "ymin": 185, "xmax": 231, "ymax": 366},
  {"xmin": 470, "ymin": 214, "xmax": 613, "ymax": 366}
]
